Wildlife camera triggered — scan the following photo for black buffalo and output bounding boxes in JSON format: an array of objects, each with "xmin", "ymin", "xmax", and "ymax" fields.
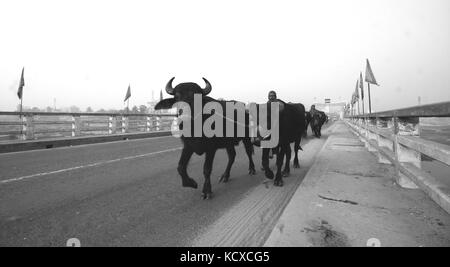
[
  {"xmin": 310, "ymin": 111, "xmax": 327, "ymax": 138},
  {"xmin": 259, "ymin": 101, "xmax": 306, "ymax": 186},
  {"xmin": 304, "ymin": 111, "xmax": 312, "ymax": 137},
  {"xmin": 155, "ymin": 78, "xmax": 256, "ymax": 199}
]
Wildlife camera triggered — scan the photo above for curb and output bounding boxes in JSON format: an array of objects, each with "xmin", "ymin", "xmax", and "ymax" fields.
[{"xmin": 0, "ymin": 131, "xmax": 173, "ymax": 154}]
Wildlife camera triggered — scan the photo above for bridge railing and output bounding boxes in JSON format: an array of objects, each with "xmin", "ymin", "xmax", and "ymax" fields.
[
  {"xmin": 344, "ymin": 101, "xmax": 450, "ymax": 213},
  {"xmin": 0, "ymin": 111, "xmax": 177, "ymax": 141}
]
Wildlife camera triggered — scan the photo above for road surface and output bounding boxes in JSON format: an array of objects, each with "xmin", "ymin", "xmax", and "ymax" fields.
[{"xmin": 0, "ymin": 125, "xmax": 333, "ymax": 246}]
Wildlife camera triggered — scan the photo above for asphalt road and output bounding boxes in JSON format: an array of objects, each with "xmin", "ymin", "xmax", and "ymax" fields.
[{"xmin": 0, "ymin": 125, "xmax": 333, "ymax": 247}]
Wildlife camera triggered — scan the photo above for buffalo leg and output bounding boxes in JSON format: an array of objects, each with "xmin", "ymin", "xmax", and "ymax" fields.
[
  {"xmin": 293, "ymin": 139, "xmax": 301, "ymax": 168},
  {"xmin": 243, "ymin": 138, "xmax": 256, "ymax": 175},
  {"xmin": 202, "ymin": 149, "xmax": 217, "ymax": 199},
  {"xmin": 177, "ymin": 147, "xmax": 197, "ymax": 189},
  {"xmin": 262, "ymin": 148, "xmax": 274, "ymax": 179},
  {"xmin": 274, "ymin": 144, "xmax": 285, "ymax": 186},
  {"xmin": 220, "ymin": 146, "xmax": 236, "ymax": 183},
  {"xmin": 282, "ymin": 144, "xmax": 291, "ymax": 177}
]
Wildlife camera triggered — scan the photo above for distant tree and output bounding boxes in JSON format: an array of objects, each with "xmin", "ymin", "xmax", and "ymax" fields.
[
  {"xmin": 69, "ymin": 106, "xmax": 81, "ymax": 113},
  {"xmin": 31, "ymin": 107, "xmax": 41, "ymax": 112},
  {"xmin": 86, "ymin": 107, "xmax": 93, "ymax": 113},
  {"xmin": 46, "ymin": 106, "xmax": 53, "ymax": 112},
  {"xmin": 131, "ymin": 105, "xmax": 139, "ymax": 114},
  {"xmin": 97, "ymin": 108, "xmax": 106, "ymax": 113},
  {"xmin": 139, "ymin": 105, "xmax": 148, "ymax": 114},
  {"xmin": 17, "ymin": 106, "xmax": 30, "ymax": 112}
]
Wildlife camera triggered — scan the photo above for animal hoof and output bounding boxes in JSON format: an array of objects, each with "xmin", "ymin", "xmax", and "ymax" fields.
[
  {"xmin": 249, "ymin": 168, "xmax": 256, "ymax": 175},
  {"xmin": 274, "ymin": 180, "xmax": 284, "ymax": 187},
  {"xmin": 265, "ymin": 169, "xmax": 274, "ymax": 180},
  {"xmin": 282, "ymin": 171, "xmax": 290, "ymax": 177},
  {"xmin": 202, "ymin": 193, "xmax": 212, "ymax": 200},
  {"xmin": 182, "ymin": 178, "xmax": 198, "ymax": 189},
  {"xmin": 219, "ymin": 174, "xmax": 230, "ymax": 183},
  {"xmin": 293, "ymin": 162, "xmax": 300, "ymax": 169}
]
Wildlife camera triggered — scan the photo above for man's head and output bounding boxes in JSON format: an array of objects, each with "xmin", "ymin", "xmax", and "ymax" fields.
[
  {"xmin": 311, "ymin": 105, "xmax": 316, "ymax": 110},
  {"xmin": 268, "ymin": 91, "xmax": 277, "ymax": 102}
]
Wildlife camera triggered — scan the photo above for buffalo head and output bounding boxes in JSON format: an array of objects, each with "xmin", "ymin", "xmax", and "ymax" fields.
[{"xmin": 155, "ymin": 77, "xmax": 212, "ymax": 110}]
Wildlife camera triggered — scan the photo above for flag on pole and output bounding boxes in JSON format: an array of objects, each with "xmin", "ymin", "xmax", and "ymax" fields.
[
  {"xmin": 17, "ymin": 67, "xmax": 25, "ymax": 99},
  {"xmin": 124, "ymin": 85, "xmax": 131, "ymax": 102},
  {"xmin": 365, "ymin": 59, "xmax": 378, "ymax": 85},
  {"xmin": 359, "ymin": 72, "xmax": 364, "ymax": 99},
  {"xmin": 160, "ymin": 90, "xmax": 163, "ymax": 101}
]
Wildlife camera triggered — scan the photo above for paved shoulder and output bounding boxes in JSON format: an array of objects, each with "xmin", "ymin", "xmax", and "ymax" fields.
[{"xmin": 265, "ymin": 121, "xmax": 450, "ymax": 247}]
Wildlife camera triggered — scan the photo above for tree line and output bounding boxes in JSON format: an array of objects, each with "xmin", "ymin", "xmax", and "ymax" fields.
[{"xmin": 16, "ymin": 104, "xmax": 152, "ymax": 114}]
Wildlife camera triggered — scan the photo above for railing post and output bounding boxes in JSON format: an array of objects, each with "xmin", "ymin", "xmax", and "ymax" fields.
[
  {"xmin": 349, "ymin": 117, "xmax": 357, "ymax": 133},
  {"xmin": 366, "ymin": 118, "xmax": 377, "ymax": 152},
  {"xmin": 350, "ymin": 117, "xmax": 355, "ymax": 130},
  {"xmin": 376, "ymin": 117, "xmax": 394, "ymax": 164},
  {"xmin": 20, "ymin": 116, "xmax": 25, "ymax": 140},
  {"xmin": 155, "ymin": 116, "xmax": 161, "ymax": 131},
  {"xmin": 122, "ymin": 115, "xmax": 129, "ymax": 133},
  {"xmin": 146, "ymin": 116, "xmax": 151, "ymax": 132},
  {"xmin": 23, "ymin": 114, "xmax": 35, "ymax": 140},
  {"xmin": 171, "ymin": 116, "xmax": 178, "ymax": 134},
  {"xmin": 359, "ymin": 117, "xmax": 364, "ymax": 134},
  {"xmin": 109, "ymin": 116, "xmax": 117, "ymax": 134},
  {"xmin": 362, "ymin": 117, "xmax": 370, "ymax": 148},
  {"xmin": 71, "ymin": 115, "xmax": 81, "ymax": 137},
  {"xmin": 357, "ymin": 117, "xmax": 364, "ymax": 139},
  {"xmin": 393, "ymin": 116, "xmax": 420, "ymax": 189},
  {"xmin": 353, "ymin": 117, "xmax": 359, "ymax": 132}
]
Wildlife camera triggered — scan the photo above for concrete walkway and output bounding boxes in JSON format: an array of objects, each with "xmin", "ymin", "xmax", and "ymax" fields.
[{"xmin": 264, "ymin": 121, "xmax": 450, "ymax": 247}]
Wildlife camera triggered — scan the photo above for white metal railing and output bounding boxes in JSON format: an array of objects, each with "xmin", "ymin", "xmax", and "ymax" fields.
[
  {"xmin": 0, "ymin": 111, "xmax": 177, "ymax": 141},
  {"xmin": 345, "ymin": 101, "xmax": 450, "ymax": 213}
]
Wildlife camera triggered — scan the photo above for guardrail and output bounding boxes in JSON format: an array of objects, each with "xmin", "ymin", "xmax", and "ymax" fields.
[
  {"xmin": 345, "ymin": 101, "xmax": 450, "ymax": 213},
  {"xmin": 0, "ymin": 111, "xmax": 177, "ymax": 141}
]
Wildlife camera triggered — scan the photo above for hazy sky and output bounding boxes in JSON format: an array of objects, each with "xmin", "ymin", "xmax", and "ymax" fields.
[{"xmin": 1, "ymin": 0, "xmax": 449, "ymax": 112}]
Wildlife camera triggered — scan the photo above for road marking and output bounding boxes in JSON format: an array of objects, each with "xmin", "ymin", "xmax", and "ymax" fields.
[{"xmin": 0, "ymin": 147, "xmax": 182, "ymax": 185}]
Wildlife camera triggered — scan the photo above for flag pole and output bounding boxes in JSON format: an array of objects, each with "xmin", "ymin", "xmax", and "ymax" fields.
[
  {"xmin": 19, "ymin": 96, "xmax": 23, "ymax": 139},
  {"xmin": 19, "ymin": 67, "xmax": 24, "ymax": 139},
  {"xmin": 20, "ymin": 96, "xmax": 23, "ymax": 119},
  {"xmin": 127, "ymin": 99, "xmax": 130, "ymax": 114},
  {"xmin": 357, "ymin": 99, "xmax": 360, "ymax": 115},
  {"xmin": 362, "ymin": 95, "xmax": 365, "ymax": 115},
  {"xmin": 367, "ymin": 82, "xmax": 372, "ymax": 114}
]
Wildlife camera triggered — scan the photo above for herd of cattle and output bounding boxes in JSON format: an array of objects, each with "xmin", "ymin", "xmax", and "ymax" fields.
[{"xmin": 155, "ymin": 78, "xmax": 328, "ymax": 199}]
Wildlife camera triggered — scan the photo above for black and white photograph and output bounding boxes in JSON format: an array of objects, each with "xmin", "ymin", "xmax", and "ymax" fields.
[{"xmin": 1, "ymin": 0, "xmax": 450, "ymax": 252}]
